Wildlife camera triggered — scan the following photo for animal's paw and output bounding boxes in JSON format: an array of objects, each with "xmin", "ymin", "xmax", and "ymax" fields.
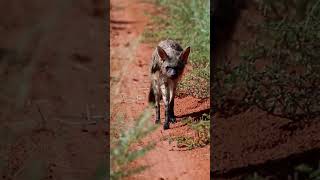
[{"xmin": 163, "ymin": 123, "xmax": 170, "ymax": 130}]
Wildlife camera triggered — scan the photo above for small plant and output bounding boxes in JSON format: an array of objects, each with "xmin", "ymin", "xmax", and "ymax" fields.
[
  {"xmin": 168, "ymin": 114, "xmax": 210, "ymax": 150},
  {"xmin": 245, "ymin": 162, "xmax": 320, "ymax": 180},
  {"xmin": 294, "ymin": 163, "xmax": 320, "ymax": 180},
  {"xmin": 190, "ymin": 114, "xmax": 210, "ymax": 147},
  {"xmin": 110, "ymin": 109, "xmax": 158, "ymax": 180}
]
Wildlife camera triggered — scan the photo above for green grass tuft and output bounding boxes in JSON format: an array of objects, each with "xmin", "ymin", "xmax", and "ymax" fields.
[{"xmin": 167, "ymin": 114, "xmax": 210, "ymax": 150}]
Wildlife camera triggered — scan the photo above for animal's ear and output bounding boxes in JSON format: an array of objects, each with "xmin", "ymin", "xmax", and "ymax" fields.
[
  {"xmin": 180, "ymin": 46, "xmax": 190, "ymax": 63},
  {"xmin": 157, "ymin": 46, "xmax": 168, "ymax": 61}
]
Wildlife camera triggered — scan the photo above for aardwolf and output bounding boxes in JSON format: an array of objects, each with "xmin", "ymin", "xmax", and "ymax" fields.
[{"xmin": 148, "ymin": 39, "xmax": 190, "ymax": 130}]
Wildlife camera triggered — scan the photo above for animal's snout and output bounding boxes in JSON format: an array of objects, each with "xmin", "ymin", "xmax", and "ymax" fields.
[{"xmin": 167, "ymin": 68, "xmax": 177, "ymax": 78}]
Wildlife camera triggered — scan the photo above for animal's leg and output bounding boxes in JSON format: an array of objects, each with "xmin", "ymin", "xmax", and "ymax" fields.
[
  {"xmin": 168, "ymin": 82, "xmax": 176, "ymax": 123},
  {"xmin": 155, "ymin": 94, "xmax": 160, "ymax": 124},
  {"xmin": 153, "ymin": 84, "xmax": 161, "ymax": 124},
  {"xmin": 169, "ymin": 98, "xmax": 176, "ymax": 123},
  {"xmin": 161, "ymin": 84, "xmax": 170, "ymax": 130}
]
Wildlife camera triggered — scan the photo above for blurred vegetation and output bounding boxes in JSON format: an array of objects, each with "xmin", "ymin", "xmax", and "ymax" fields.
[
  {"xmin": 110, "ymin": 109, "xmax": 158, "ymax": 180},
  {"xmin": 143, "ymin": 0, "xmax": 210, "ymax": 98},
  {"xmin": 0, "ymin": 0, "xmax": 108, "ymax": 179},
  {"xmin": 0, "ymin": 0, "xmax": 72, "ymax": 178},
  {"xmin": 294, "ymin": 163, "xmax": 320, "ymax": 180},
  {"xmin": 246, "ymin": 162, "xmax": 320, "ymax": 180},
  {"xmin": 94, "ymin": 161, "xmax": 108, "ymax": 180},
  {"xmin": 213, "ymin": 0, "xmax": 320, "ymax": 121}
]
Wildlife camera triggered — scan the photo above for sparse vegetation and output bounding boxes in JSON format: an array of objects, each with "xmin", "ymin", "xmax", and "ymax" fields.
[
  {"xmin": 143, "ymin": 0, "xmax": 210, "ymax": 98},
  {"xmin": 246, "ymin": 172, "xmax": 266, "ymax": 180},
  {"xmin": 245, "ymin": 162, "xmax": 320, "ymax": 180},
  {"xmin": 213, "ymin": 0, "xmax": 320, "ymax": 121},
  {"xmin": 165, "ymin": 114, "xmax": 210, "ymax": 150},
  {"xmin": 110, "ymin": 109, "xmax": 158, "ymax": 180},
  {"xmin": 294, "ymin": 163, "xmax": 320, "ymax": 180}
]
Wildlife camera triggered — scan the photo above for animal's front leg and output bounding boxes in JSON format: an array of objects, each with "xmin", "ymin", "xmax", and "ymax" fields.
[
  {"xmin": 155, "ymin": 94, "xmax": 160, "ymax": 124},
  {"xmin": 163, "ymin": 99, "xmax": 170, "ymax": 130},
  {"xmin": 152, "ymin": 83, "xmax": 161, "ymax": 124},
  {"xmin": 169, "ymin": 98, "xmax": 176, "ymax": 123},
  {"xmin": 168, "ymin": 81, "xmax": 176, "ymax": 123},
  {"xmin": 161, "ymin": 84, "xmax": 170, "ymax": 130}
]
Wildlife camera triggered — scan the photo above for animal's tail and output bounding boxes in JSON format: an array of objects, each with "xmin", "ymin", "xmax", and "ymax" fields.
[{"xmin": 148, "ymin": 84, "xmax": 155, "ymax": 105}]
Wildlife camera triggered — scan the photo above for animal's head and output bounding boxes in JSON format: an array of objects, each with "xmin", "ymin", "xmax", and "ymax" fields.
[{"xmin": 157, "ymin": 46, "xmax": 190, "ymax": 79}]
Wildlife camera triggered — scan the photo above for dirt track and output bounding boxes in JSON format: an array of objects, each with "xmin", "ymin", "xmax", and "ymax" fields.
[{"xmin": 110, "ymin": 0, "xmax": 210, "ymax": 179}]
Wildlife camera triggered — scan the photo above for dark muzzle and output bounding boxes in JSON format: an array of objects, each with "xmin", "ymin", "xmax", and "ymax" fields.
[{"xmin": 167, "ymin": 68, "xmax": 178, "ymax": 79}]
